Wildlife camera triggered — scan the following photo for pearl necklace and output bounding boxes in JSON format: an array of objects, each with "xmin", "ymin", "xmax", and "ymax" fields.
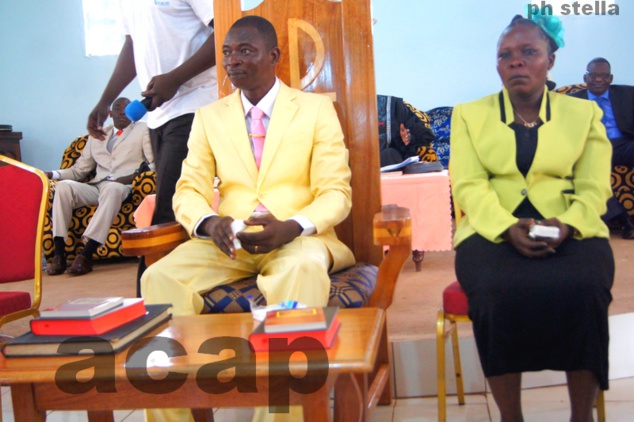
[{"xmin": 514, "ymin": 110, "xmax": 538, "ymax": 128}]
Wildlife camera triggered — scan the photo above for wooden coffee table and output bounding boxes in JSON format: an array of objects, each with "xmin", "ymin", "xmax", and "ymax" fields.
[{"xmin": 0, "ymin": 308, "xmax": 387, "ymax": 422}]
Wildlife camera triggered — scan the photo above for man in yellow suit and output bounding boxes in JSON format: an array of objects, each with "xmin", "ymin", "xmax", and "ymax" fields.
[{"xmin": 141, "ymin": 15, "xmax": 355, "ymax": 422}]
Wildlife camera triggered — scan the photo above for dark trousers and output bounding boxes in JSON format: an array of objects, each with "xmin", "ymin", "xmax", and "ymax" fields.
[
  {"xmin": 137, "ymin": 113, "xmax": 195, "ymax": 296},
  {"xmin": 603, "ymin": 196, "xmax": 625, "ymax": 223},
  {"xmin": 150, "ymin": 113, "xmax": 195, "ymax": 225},
  {"xmin": 611, "ymin": 136, "xmax": 634, "ymax": 167}
]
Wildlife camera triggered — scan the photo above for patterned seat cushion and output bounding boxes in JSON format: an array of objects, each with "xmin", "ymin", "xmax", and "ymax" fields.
[
  {"xmin": 201, "ymin": 262, "xmax": 378, "ymax": 313},
  {"xmin": 426, "ymin": 107, "xmax": 453, "ymax": 169}
]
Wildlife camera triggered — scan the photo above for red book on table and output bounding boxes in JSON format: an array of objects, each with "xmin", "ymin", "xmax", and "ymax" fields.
[
  {"xmin": 30, "ymin": 298, "xmax": 146, "ymax": 336},
  {"xmin": 249, "ymin": 307, "xmax": 340, "ymax": 352}
]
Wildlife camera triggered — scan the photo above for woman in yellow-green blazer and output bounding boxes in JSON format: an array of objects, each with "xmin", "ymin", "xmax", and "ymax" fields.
[
  {"xmin": 452, "ymin": 86, "xmax": 612, "ymax": 247},
  {"xmin": 450, "ymin": 13, "xmax": 615, "ymax": 422}
]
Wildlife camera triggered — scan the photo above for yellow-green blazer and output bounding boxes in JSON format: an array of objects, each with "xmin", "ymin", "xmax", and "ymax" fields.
[
  {"xmin": 450, "ymin": 87, "xmax": 613, "ymax": 247},
  {"xmin": 173, "ymin": 82, "xmax": 355, "ymax": 272}
]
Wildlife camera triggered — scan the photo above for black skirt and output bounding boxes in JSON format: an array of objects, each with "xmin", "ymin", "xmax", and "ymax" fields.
[{"xmin": 455, "ymin": 234, "xmax": 614, "ymax": 389}]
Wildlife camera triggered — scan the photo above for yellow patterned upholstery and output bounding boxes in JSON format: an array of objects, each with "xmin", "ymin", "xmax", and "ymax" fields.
[
  {"xmin": 42, "ymin": 135, "xmax": 156, "ymax": 262},
  {"xmin": 553, "ymin": 82, "xmax": 587, "ymax": 95},
  {"xmin": 612, "ymin": 165, "xmax": 634, "ymax": 217},
  {"xmin": 403, "ymin": 100, "xmax": 438, "ymax": 162},
  {"xmin": 555, "ymin": 84, "xmax": 634, "ymax": 217}
]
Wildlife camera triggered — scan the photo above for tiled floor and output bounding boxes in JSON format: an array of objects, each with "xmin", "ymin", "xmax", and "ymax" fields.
[
  {"xmin": 2, "ymin": 376, "xmax": 634, "ymax": 421},
  {"xmin": 2, "ymin": 237, "xmax": 632, "ymax": 421}
]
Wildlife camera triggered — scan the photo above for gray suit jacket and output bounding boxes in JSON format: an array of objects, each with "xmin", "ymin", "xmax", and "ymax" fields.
[{"xmin": 57, "ymin": 122, "xmax": 153, "ymax": 183}]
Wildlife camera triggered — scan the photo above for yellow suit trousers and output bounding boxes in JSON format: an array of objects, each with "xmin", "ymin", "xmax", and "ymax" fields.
[{"xmin": 142, "ymin": 235, "xmax": 333, "ymax": 422}]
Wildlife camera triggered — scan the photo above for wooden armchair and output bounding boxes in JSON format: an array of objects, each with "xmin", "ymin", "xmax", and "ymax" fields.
[{"xmin": 122, "ymin": 1, "xmax": 411, "ymax": 420}]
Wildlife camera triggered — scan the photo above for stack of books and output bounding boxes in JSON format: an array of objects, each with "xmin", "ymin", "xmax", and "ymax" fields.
[
  {"xmin": 248, "ymin": 306, "xmax": 341, "ymax": 352},
  {"xmin": 2, "ymin": 297, "xmax": 171, "ymax": 357}
]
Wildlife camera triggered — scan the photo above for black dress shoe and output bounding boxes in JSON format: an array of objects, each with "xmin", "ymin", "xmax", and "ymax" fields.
[
  {"xmin": 48, "ymin": 255, "xmax": 67, "ymax": 275},
  {"xmin": 622, "ymin": 218, "xmax": 634, "ymax": 239},
  {"xmin": 66, "ymin": 254, "xmax": 94, "ymax": 276}
]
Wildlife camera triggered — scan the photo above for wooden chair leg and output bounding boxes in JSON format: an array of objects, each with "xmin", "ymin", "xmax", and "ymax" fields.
[
  {"xmin": 412, "ymin": 250, "xmax": 424, "ymax": 272},
  {"xmin": 192, "ymin": 408, "xmax": 215, "ymax": 422},
  {"xmin": 450, "ymin": 320, "xmax": 465, "ymax": 405},
  {"xmin": 374, "ymin": 320, "xmax": 392, "ymax": 406},
  {"xmin": 87, "ymin": 411, "xmax": 114, "ymax": 422},
  {"xmin": 436, "ymin": 309, "xmax": 447, "ymax": 422},
  {"xmin": 595, "ymin": 389, "xmax": 606, "ymax": 422}
]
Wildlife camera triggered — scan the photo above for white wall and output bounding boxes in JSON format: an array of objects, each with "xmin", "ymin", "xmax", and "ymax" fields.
[
  {"xmin": 0, "ymin": 0, "xmax": 138, "ymax": 170},
  {"xmin": 372, "ymin": 0, "xmax": 634, "ymax": 110},
  {"xmin": 1, "ymin": 0, "xmax": 633, "ymax": 170}
]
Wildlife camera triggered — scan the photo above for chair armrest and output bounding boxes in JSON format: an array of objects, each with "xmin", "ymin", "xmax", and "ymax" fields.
[
  {"xmin": 369, "ymin": 205, "xmax": 412, "ymax": 309},
  {"xmin": 121, "ymin": 221, "xmax": 189, "ymax": 266}
]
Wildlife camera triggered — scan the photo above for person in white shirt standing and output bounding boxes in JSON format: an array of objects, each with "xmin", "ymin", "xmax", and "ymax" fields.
[
  {"xmin": 47, "ymin": 97, "xmax": 153, "ymax": 276},
  {"xmin": 86, "ymin": 0, "xmax": 218, "ymax": 287}
]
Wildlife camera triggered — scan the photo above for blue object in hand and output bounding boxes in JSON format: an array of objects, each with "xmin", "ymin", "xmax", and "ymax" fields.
[{"xmin": 125, "ymin": 98, "xmax": 152, "ymax": 121}]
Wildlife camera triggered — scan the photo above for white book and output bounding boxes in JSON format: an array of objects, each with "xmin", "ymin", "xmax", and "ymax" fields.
[
  {"xmin": 39, "ymin": 297, "xmax": 125, "ymax": 318},
  {"xmin": 380, "ymin": 155, "xmax": 420, "ymax": 173}
]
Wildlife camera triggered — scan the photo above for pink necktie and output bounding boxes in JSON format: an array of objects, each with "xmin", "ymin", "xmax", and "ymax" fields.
[
  {"xmin": 250, "ymin": 107, "xmax": 269, "ymax": 213},
  {"xmin": 250, "ymin": 107, "xmax": 266, "ymax": 169}
]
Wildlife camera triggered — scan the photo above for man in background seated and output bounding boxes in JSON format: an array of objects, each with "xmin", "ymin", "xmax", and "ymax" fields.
[
  {"xmin": 377, "ymin": 94, "xmax": 435, "ymax": 167},
  {"xmin": 571, "ymin": 58, "xmax": 634, "ymax": 238},
  {"xmin": 141, "ymin": 15, "xmax": 354, "ymax": 422},
  {"xmin": 46, "ymin": 97, "xmax": 153, "ymax": 275}
]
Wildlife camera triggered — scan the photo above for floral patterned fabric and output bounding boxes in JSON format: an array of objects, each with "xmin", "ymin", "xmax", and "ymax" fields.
[{"xmin": 427, "ymin": 107, "xmax": 453, "ymax": 169}]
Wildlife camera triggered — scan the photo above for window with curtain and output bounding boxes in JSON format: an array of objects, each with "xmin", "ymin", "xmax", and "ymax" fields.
[{"xmin": 83, "ymin": 0, "xmax": 124, "ymax": 56}]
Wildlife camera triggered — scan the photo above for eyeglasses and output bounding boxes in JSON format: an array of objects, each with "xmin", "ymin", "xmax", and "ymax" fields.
[{"xmin": 585, "ymin": 72, "xmax": 611, "ymax": 81}]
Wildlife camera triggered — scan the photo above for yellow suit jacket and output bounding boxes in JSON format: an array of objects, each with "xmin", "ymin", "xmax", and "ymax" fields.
[
  {"xmin": 450, "ymin": 87, "xmax": 613, "ymax": 247},
  {"xmin": 174, "ymin": 82, "xmax": 355, "ymax": 272}
]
